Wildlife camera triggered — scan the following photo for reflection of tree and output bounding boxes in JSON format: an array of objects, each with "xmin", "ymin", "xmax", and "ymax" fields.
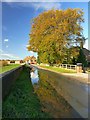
[
  {"xmin": 34, "ymin": 70, "xmax": 79, "ymax": 118},
  {"xmin": 30, "ymin": 67, "xmax": 35, "ymax": 72}
]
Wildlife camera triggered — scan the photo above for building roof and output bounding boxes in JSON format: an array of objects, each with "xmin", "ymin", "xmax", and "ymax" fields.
[
  {"xmin": 24, "ymin": 56, "xmax": 36, "ymax": 61},
  {"xmin": 82, "ymin": 48, "xmax": 90, "ymax": 56},
  {"xmin": 82, "ymin": 48, "xmax": 90, "ymax": 62}
]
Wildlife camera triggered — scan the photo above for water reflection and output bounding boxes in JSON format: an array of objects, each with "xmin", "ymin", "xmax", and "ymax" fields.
[
  {"xmin": 30, "ymin": 68, "xmax": 39, "ymax": 84},
  {"xmin": 30, "ymin": 67, "xmax": 81, "ymax": 118}
]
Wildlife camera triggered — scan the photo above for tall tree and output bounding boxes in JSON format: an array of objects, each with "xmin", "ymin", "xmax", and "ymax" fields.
[{"xmin": 27, "ymin": 9, "xmax": 84, "ymax": 64}]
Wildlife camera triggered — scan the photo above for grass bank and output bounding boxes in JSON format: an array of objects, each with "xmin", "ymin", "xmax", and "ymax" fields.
[
  {"xmin": 39, "ymin": 65, "xmax": 76, "ymax": 73},
  {"xmin": 3, "ymin": 66, "xmax": 50, "ymax": 118},
  {"xmin": 0, "ymin": 64, "xmax": 20, "ymax": 73}
]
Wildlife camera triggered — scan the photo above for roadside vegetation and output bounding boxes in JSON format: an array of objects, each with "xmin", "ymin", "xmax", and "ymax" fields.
[
  {"xmin": 0, "ymin": 64, "xmax": 20, "ymax": 73},
  {"xmin": 87, "ymin": 67, "xmax": 90, "ymax": 73},
  {"xmin": 0, "ymin": 60, "xmax": 8, "ymax": 66},
  {"xmin": 2, "ymin": 66, "xmax": 50, "ymax": 118},
  {"xmin": 39, "ymin": 65, "xmax": 76, "ymax": 73}
]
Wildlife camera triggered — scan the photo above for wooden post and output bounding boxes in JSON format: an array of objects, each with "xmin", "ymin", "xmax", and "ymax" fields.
[
  {"xmin": 76, "ymin": 63, "xmax": 82, "ymax": 73},
  {"xmin": 66, "ymin": 64, "xmax": 67, "ymax": 69},
  {"xmin": 75, "ymin": 65, "xmax": 77, "ymax": 70},
  {"xmin": 62, "ymin": 64, "xmax": 63, "ymax": 68},
  {"xmin": 59, "ymin": 64, "xmax": 61, "ymax": 68}
]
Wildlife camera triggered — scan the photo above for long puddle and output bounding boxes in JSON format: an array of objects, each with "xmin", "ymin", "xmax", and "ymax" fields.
[{"xmin": 30, "ymin": 66, "xmax": 86, "ymax": 118}]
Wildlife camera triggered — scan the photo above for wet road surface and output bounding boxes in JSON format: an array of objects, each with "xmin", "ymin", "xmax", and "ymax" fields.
[{"xmin": 30, "ymin": 66, "xmax": 89, "ymax": 118}]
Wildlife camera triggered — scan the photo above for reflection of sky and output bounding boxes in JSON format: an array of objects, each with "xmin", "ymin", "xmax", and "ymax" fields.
[
  {"xmin": 86, "ymin": 85, "xmax": 90, "ymax": 93},
  {"xmin": 30, "ymin": 68, "xmax": 39, "ymax": 84}
]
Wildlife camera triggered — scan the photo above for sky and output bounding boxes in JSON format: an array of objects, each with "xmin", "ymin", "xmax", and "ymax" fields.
[{"xmin": 1, "ymin": 2, "xmax": 88, "ymax": 60}]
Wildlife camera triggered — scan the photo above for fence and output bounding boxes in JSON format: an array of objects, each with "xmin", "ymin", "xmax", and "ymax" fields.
[
  {"xmin": 40, "ymin": 63, "xmax": 82, "ymax": 72},
  {"xmin": 1, "ymin": 65, "xmax": 24, "ymax": 100},
  {"xmin": 59, "ymin": 64, "xmax": 77, "ymax": 71},
  {"xmin": 54, "ymin": 64, "xmax": 83, "ymax": 73}
]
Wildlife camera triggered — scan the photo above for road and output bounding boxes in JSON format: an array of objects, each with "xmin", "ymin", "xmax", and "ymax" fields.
[{"xmin": 32, "ymin": 65, "xmax": 89, "ymax": 118}]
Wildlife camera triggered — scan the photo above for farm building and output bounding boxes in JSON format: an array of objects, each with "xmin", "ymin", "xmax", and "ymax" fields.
[{"xmin": 24, "ymin": 56, "xmax": 37, "ymax": 64}]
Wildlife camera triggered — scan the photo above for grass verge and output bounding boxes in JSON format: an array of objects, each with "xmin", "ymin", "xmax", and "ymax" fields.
[
  {"xmin": 2, "ymin": 66, "xmax": 50, "ymax": 118},
  {"xmin": 39, "ymin": 65, "xmax": 76, "ymax": 73},
  {"xmin": 0, "ymin": 64, "xmax": 21, "ymax": 73}
]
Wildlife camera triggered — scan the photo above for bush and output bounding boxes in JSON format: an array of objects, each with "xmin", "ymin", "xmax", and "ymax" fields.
[
  {"xmin": 87, "ymin": 67, "xmax": 90, "ymax": 73},
  {"xmin": 10, "ymin": 60, "xmax": 15, "ymax": 63},
  {"xmin": 77, "ymin": 48, "xmax": 88, "ymax": 67},
  {"xmin": 0, "ymin": 60, "xmax": 8, "ymax": 67}
]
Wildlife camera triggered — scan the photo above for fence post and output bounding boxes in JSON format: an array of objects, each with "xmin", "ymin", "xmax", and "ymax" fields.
[
  {"xmin": 62, "ymin": 64, "xmax": 64, "ymax": 68},
  {"xmin": 75, "ymin": 65, "xmax": 77, "ymax": 70},
  {"xmin": 66, "ymin": 64, "xmax": 67, "ymax": 69},
  {"xmin": 76, "ymin": 63, "xmax": 82, "ymax": 73}
]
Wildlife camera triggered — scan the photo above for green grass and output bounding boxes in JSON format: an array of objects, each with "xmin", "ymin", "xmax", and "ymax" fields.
[
  {"xmin": 87, "ymin": 68, "xmax": 90, "ymax": 73},
  {"xmin": 39, "ymin": 65, "xmax": 76, "ymax": 73},
  {"xmin": 2, "ymin": 66, "xmax": 50, "ymax": 118},
  {"xmin": 0, "ymin": 64, "xmax": 21, "ymax": 73}
]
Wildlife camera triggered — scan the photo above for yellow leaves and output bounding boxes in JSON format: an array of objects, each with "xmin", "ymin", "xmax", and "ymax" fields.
[{"xmin": 27, "ymin": 8, "xmax": 84, "ymax": 64}]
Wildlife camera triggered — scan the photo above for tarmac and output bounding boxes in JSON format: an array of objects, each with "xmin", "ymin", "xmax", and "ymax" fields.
[{"xmin": 32, "ymin": 64, "xmax": 90, "ymax": 118}]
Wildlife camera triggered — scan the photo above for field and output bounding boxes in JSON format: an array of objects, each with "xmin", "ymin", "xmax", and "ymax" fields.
[{"xmin": 0, "ymin": 64, "xmax": 21, "ymax": 73}]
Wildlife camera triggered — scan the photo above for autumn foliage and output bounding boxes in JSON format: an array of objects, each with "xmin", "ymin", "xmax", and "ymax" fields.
[
  {"xmin": 27, "ymin": 9, "xmax": 84, "ymax": 64},
  {"xmin": 0, "ymin": 60, "xmax": 8, "ymax": 67}
]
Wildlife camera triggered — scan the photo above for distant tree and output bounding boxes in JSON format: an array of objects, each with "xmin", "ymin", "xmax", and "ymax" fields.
[
  {"xmin": 27, "ymin": 9, "xmax": 84, "ymax": 65},
  {"xmin": 10, "ymin": 60, "xmax": 15, "ymax": 63},
  {"xmin": 0, "ymin": 60, "xmax": 8, "ymax": 66},
  {"xmin": 75, "ymin": 35, "xmax": 88, "ymax": 49}
]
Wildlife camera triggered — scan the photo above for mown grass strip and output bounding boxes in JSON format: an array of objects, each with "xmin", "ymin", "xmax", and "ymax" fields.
[
  {"xmin": 39, "ymin": 65, "xmax": 76, "ymax": 73},
  {"xmin": 2, "ymin": 66, "xmax": 50, "ymax": 118},
  {"xmin": 0, "ymin": 64, "xmax": 21, "ymax": 73}
]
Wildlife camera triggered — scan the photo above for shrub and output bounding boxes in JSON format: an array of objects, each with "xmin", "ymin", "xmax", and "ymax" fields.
[
  {"xmin": 77, "ymin": 48, "xmax": 88, "ymax": 67},
  {"xmin": 0, "ymin": 60, "xmax": 8, "ymax": 67},
  {"xmin": 10, "ymin": 60, "xmax": 15, "ymax": 63}
]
